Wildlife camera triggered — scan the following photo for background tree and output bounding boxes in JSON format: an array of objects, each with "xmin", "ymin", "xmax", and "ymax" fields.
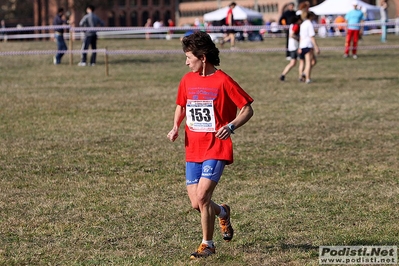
[{"xmin": 0, "ymin": 0, "xmax": 33, "ymax": 21}]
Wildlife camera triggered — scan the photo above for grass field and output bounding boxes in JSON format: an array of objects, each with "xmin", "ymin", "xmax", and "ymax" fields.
[{"xmin": 1, "ymin": 34, "xmax": 399, "ymax": 265}]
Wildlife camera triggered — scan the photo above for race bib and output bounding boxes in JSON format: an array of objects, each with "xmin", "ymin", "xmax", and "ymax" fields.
[{"xmin": 186, "ymin": 100, "xmax": 216, "ymax": 132}]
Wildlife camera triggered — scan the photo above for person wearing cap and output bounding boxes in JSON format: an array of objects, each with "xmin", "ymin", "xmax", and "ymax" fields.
[{"xmin": 344, "ymin": 0, "xmax": 364, "ymax": 59}]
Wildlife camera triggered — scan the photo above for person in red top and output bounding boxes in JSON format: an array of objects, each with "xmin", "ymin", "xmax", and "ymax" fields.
[
  {"xmin": 167, "ymin": 31, "xmax": 254, "ymax": 259},
  {"xmin": 167, "ymin": 18, "xmax": 175, "ymax": 35},
  {"xmin": 221, "ymin": 2, "xmax": 237, "ymax": 49}
]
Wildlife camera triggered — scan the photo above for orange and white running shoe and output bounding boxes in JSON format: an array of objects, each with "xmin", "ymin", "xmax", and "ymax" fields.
[
  {"xmin": 219, "ymin": 204, "xmax": 234, "ymax": 242},
  {"xmin": 190, "ymin": 243, "xmax": 216, "ymax": 259}
]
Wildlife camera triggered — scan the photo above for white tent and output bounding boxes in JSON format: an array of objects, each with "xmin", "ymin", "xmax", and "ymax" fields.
[
  {"xmin": 309, "ymin": 0, "xmax": 380, "ymax": 19},
  {"xmin": 203, "ymin": 6, "xmax": 263, "ymax": 22}
]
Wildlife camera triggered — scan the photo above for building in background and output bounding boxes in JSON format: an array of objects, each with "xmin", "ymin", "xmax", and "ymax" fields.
[{"xmin": 33, "ymin": 0, "xmax": 177, "ymax": 28}]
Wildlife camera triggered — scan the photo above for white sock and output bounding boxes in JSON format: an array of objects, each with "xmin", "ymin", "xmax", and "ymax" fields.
[
  {"xmin": 202, "ymin": 239, "xmax": 214, "ymax": 247},
  {"xmin": 218, "ymin": 205, "xmax": 226, "ymax": 218}
]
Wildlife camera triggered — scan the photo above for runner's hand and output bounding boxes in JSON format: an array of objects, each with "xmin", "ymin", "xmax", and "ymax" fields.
[
  {"xmin": 167, "ymin": 128, "xmax": 179, "ymax": 142},
  {"xmin": 215, "ymin": 126, "xmax": 231, "ymax": 140}
]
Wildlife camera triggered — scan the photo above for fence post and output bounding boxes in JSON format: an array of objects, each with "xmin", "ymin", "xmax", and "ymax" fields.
[
  {"xmin": 69, "ymin": 26, "xmax": 73, "ymax": 66},
  {"xmin": 105, "ymin": 47, "xmax": 109, "ymax": 76}
]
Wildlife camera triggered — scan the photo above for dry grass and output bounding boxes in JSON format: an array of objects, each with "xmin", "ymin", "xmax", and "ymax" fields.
[{"xmin": 0, "ymin": 35, "xmax": 399, "ymax": 265}]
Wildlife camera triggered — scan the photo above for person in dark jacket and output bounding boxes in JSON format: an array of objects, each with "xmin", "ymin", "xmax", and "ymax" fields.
[
  {"xmin": 78, "ymin": 5, "xmax": 105, "ymax": 66},
  {"xmin": 279, "ymin": 2, "xmax": 297, "ymax": 59},
  {"xmin": 53, "ymin": 8, "xmax": 68, "ymax": 65}
]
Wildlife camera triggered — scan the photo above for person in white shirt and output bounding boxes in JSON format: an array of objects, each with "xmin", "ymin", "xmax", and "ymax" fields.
[
  {"xmin": 280, "ymin": 15, "xmax": 302, "ymax": 81},
  {"xmin": 298, "ymin": 11, "xmax": 320, "ymax": 84}
]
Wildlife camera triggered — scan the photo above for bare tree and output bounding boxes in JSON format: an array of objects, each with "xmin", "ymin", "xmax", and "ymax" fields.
[{"xmin": 0, "ymin": 0, "xmax": 33, "ymax": 25}]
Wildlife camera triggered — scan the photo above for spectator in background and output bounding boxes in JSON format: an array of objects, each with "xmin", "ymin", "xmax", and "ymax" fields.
[
  {"xmin": 221, "ymin": 2, "xmax": 237, "ymax": 49},
  {"xmin": 280, "ymin": 15, "xmax": 302, "ymax": 81},
  {"xmin": 153, "ymin": 20, "xmax": 161, "ymax": 29},
  {"xmin": 1, "ymin": 19, "xmax": 7, "ymax": 42},
  {"xmin": 334, "ymin": 15, "xmax": 346, "ymax": 36},
  {"xmin": 145, "ymin": 18, "xmax": 152, "ymax": 40},
  {"xmin": 168, "ymin": 19, "xmax": 175, "ymax": 32},
  {"xmin": 318, "ymin": 15, "xmax": 328, "ymax": 38},
  {"xmin": 78, "ymin": 5, "xmax": 105, "ymax": 66},
  {"xmin": 380, "ymin": 0, "xmax": 388, "ymax": 42},
  {"xmin": 344, "ymin": 0, "xmax": 364, "ymax": 59},
  {"xmin": 153, "ymin": 20, "xmax": 163, "ymax": 39},
  {"xmin": 194, "ymin": 18, "xmax": 201, "ymax": 27},
  {"xmin": 270, "ymin": 19, "xmax": 279, "ymax": 37},
  {"xmin": 279, "ymin": 2, "xmax": 297, "ymax": 60},
  {"xmin": 327, "ymin": 15, "xmax": 335, "ymax": 36},
  {"xmin": 396, "ymin": 13, "xmax": 399, "ymax": 36},
  {"xmin": 298, "ymin": 11, "xmax": 320, "ymax": 84},
  {"xmin": 53, "ymin": 8, "xmax": 68, "ymax": 65},
  {"xmin": 297, "ymin": 1, "xmax": 310, "ymax": 13},
  {"xmin": 166, "ymin": 18, "xmax": 175, "ymax": 40}
]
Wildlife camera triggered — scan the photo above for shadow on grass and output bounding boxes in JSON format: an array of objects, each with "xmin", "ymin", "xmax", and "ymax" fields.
[
  {"xmin": 345, "ymin": 239, "xmax": 399, "ymax": 246},
  {"xmin": 357, "ymin": 77, "xmax": 399, "ymax": 81},
  {"xmin": 319, "ymin": 52, "xmax": 393, "ymax": 58},
  {"xmin": 109, "ymin": 56, "xmax": 177, "ymax": 65},
  {"xmin": 318, "ymin": 239, "xmax": 398, "ymax": 246},
  {"xmin": 280, "ymin": 243, "xmax": 318, "ymax": 251}
]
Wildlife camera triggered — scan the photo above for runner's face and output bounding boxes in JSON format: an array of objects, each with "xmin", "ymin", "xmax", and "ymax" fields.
[{"xmin": 185, "ymin": 52, "xmax": 203, "ymax": 73}]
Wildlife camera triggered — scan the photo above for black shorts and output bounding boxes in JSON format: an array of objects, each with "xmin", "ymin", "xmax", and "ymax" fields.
[
  {"xmin": 299, "ymin": 48, "xmax": 312, "ymax": 60},
  {"xmin": 288, "ymin": 50, "xmax": 298, "ymax": 59}
]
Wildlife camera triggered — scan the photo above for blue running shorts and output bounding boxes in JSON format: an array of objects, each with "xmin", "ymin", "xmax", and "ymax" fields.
[{"xmin": 186, "ymin": 160, "xmax": 226, "ymax": 185}]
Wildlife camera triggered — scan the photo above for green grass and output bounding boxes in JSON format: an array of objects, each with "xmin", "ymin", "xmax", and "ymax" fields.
[{"xmin": 1, "ymin": 35, "xmax": 399, "ymax": 265}]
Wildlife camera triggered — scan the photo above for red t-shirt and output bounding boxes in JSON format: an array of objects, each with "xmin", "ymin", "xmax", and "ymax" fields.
[
  {"xmin": 292, "ymin": 24, "xmax": 300, "ymax": 35},
  {"xmin": 176, "ymin": 70, "xmax": 253, "ymax": 164},
  {"xmin": 226, "ymin": 8, "xmax": 233, "ymax": 25}
]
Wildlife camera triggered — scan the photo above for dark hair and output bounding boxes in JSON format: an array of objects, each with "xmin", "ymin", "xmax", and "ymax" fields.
[
  {"xmin": 182, "ymin": 31, "xmax": 220, "ymax": 66},
  {"xmin": 292, "ymin": 15, "xmax": 301, "ymax": 24},
  {"xmin": 229, "ymin": 2, "xmax": 236, "ymax": 7},
  {"xmin": 87, "ymin": 5, "xmax": 95, "ymax": 11},
  {"xmin": 58, "ymin": 7, "xmax": 64, "ymax": 13},
  {"xmin": 308, "ymin": 11, "xmax": 316, "ymax": 19}
]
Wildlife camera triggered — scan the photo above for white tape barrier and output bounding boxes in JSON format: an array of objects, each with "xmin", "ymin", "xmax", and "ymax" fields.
[
  {"xmin": 0, "ymin": 20, "xmax": 398, "ymax": 40},
  {"xmin": 2, "ymin": 45, "xmax": 399, "ymax": 57},
  {"xmin": 0, "ymin": 49, "xmax": 105, "ymax": 56},
  {"xmin": 0, "ymin": 20, "xmax": 398, "ymax": 32}
]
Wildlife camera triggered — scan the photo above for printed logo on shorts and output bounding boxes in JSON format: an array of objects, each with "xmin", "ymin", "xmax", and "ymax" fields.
[{"xmin": 203, "ymin": 165, "xmax": 213, "ymax": 177}]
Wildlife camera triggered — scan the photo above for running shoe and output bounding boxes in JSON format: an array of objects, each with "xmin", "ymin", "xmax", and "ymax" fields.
[
  {"xmin": 219, "ymin": 204, "xmax": 234, "ymax": 242},
  {"xmin": 190, "ymin": 243, "xmax": 215, "ymax": 259}
]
